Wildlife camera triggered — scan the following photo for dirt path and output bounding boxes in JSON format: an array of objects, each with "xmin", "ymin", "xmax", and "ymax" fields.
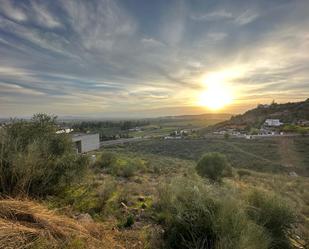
[{"xmin": 277, "ymin": 137, "xmax": 301, "ymax": 168}]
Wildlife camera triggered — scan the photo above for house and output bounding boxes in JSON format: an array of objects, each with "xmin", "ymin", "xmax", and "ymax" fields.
[
  {"xmin": 72, "ymin": 133, "xmax": 100, "ymax": 153},
  {"xmin": 164, "ymin": 136, "xmax": 182, "ymax": 140},
  {"xmin": 297, "ymin": 119, "xmax": 309, "ymax": 127},
  {"xmin": 129, "ymin": 127, "xmax": 142, "ymax": 132},
  {"xmin": 56, "ymin": 128, "xmax": 74, "ymax": 134},
  {"xmin": 264, "ymin": 119, "xmax": 283, "ymax": 127},
  {"xmin": 259, "ymin": 128, "xmax": 276, "ymax": 136}
]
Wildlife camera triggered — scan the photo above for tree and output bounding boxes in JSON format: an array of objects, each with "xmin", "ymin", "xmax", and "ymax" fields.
[
  {"xmin": 0, "ymin": 114, "xmax": 89, "ymax": 196},
  {"xmin": 196, "ymin": 152, "xmax": 229, "ymax": 182},
  {"xmin": 224, "ymin": 133, "xmax": 230, "ymax": 139}
]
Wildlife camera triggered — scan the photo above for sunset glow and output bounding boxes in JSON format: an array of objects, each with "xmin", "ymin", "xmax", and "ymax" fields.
[
  {"xmin": 197, "ymin": 70, "xmax": 236, "ymax": 110},
  {"xmin": 198, "ymin": 83, "xmax": 233, "ymax": 110}
]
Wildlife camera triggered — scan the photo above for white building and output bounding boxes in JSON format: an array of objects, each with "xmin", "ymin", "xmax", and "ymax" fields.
[
  {"xmin": 264, "ymin": 119, "xmax": 283, "ymax": 127},
  {"xmin": 72, "ymin": 133, "xmax": 100, "ymax": 153}
]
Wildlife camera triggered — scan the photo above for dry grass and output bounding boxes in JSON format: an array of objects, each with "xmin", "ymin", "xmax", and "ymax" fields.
[{"xmin": 0, "ymin": 198, "xmax": 118, "ymax": 249}]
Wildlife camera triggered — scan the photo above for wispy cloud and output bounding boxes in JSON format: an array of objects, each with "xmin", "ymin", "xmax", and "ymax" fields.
[
  {"xmin": 0, "ymin": 0, "xmax": 27, "ymax": 22},
  {"xmin": 31, "ymin": 0, "xmax": 62, "ymax": 28},
  {"xmin": 190, "ymin": 9, "xmax": 233, "ymax": 21},
  {"xmin": 234, "ymin": 9, "xmax": 259, "ymax": 25}
]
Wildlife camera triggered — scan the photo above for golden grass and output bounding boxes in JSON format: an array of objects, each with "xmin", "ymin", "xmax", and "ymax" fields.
[{"xmin": 0, "ymin": 198, "xmax": 118, "ymax": 249}]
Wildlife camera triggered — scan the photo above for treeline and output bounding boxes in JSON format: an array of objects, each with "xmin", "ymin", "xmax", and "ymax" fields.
[{"xmin": 71, "ymin": 120, "xmax": 150, "ymax": 133}]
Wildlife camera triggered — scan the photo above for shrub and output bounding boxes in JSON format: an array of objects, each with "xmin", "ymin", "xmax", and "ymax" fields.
[
  {"xmin": 94, "ymin": 152, "xmax": 116, "ymax": 169},
  {"xmin": 123, "ymin": 214, "xmax": 135, "ymax": 228},
  {"xmin": 117, "ymin": 214, "xmax": 135, "ymax": 229},
  {"xmin": 196, "ymin": 152, "xmax": 229, "ymax": 182},
  {"xmin": 237, "ymin": 169, "xmax": 252, "ymax": 178},
  {"xmin": 0, "ymin": 114, "xmax": 89, "ymax": 197},
  {"xmin": 96, "ymin": 178, "xmax": 117, "ymax": 209},
  {"xmin": 108, "ymin": 158, "xmax": 144, "ymax": 178},
  {"xmin": 247, "ymin": 190, "xmax": 296, "ymax": 249},
  {"xmin": 156, "ymin": 177, "xmax": 270, "ymax": 249}
]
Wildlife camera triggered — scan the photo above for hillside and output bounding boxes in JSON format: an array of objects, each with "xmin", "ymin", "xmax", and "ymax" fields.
[{"xmin": 214, "ymin": 98, "xmax": 309, "ymax": 130}]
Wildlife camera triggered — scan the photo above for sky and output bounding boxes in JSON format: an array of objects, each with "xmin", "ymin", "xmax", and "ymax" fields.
[{"xmin": 0, "ymin": 0, "xmax": 309, "ymax": 118}]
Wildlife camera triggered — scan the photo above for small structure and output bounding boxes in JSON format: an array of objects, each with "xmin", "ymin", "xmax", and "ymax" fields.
[
  {"xmin": 72, "ymin": 133, "xmax": 100, "ymax": 153},
  {"xmin": 258, "ymin": 104, "xmax": 270, "ymax": 109},
  {"xmin": 297, "ymin": 119, "xmax": 309, "ymax": 127},
  {"xmin": 264, "ymin": 119, "xmax": 283, "ymax": 127},
  {"xmin": 56, "ymin": 128, "xmax": 74, "ymax": 134}
]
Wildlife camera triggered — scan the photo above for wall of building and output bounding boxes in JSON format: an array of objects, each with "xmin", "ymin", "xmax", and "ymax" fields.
[{"xmin": 72, "ymin": 133, "xmax": 100, "ymax": 153}]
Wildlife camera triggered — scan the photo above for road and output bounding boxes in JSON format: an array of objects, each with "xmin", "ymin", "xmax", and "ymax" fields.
[{"xmin": 100, "ymin": 137, "xmax": 143, "ymax": 147}]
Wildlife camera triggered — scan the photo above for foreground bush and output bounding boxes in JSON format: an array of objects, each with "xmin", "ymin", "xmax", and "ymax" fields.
[
  {"xmin": 247, "ymin": 190, "xmax": 296, "ymax": 249},
  {"xmin": 196, "ymin": 152, "xmax": 229, "ymax": 182},
  {"xmin": 156, "ymin": 177, "xmax": 270, "ymax": 249},
  {"xmin": 0, "ymin": 114, "xmax": 89, "ymax": 196}
]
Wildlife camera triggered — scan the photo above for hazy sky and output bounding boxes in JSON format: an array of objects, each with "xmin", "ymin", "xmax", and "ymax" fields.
[{"xmin": 0, "ymin": 0, "xmax": 309, "ymax": 118}]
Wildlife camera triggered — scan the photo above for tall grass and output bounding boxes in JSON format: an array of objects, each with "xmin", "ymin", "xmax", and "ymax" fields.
[
  {"xmin": 0, "ymin": 198, "xmax": 112, "ymax": 249},
  {"xmin": 247, "ymin": 190, "xmax": 296, "ymax": 249},
  {"xmin": 156, "ymin": 177, "xmax": 270, "ymax": 249}
]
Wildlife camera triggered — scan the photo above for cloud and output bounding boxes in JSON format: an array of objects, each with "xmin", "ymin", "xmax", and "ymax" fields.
[
  {"xmin": 31, "ymin": 1, "xmax": 62, "ymax": 28},
  {"xmin": 62, "ymin": 0, "xmax": 137, "ymax": 51},
  {"xmin": 0, "ymin": 82, "xmax": 45, "ymax": 96},
  {"xmin": 0, "ymin": 17, "xmax": 73, "ymax": 57},
  {"xmin": 234, "ymin": 9, "xmax": 259, "ymax": 25},
  {"xmin": 190, "ymin": 9, "xmax": 233, "ymax": 21},
  {"xmin": 0, "ymin": 0, "xmax": 27, "ymax": 22},
  {"xmin": 191, "ymin": 8, "xmax": 259, "ymax": 25}
]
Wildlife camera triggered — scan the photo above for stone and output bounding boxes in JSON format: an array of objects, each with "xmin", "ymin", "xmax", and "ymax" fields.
[
  {"xmin": 75, "ymin": 213, "xmax": 93, "ymax": 223},
  {"xmin": 137, "ymin": 196, "xmax": 145, "ymax": 202}
]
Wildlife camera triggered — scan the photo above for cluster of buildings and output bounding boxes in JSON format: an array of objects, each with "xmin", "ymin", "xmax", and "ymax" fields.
[
  {"xmin": 214, "ymin": 119, "xmax": 287, "ymax": 139},
  {"xmin": 164, "ymin": 129, "xmax": 196, "ymax": 140},
  {"xmin": 215, "ymin": 116, "xmax": 309, "ymax": 139}
]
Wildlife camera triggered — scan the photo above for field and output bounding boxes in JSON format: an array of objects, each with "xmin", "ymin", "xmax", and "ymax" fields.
[
  {"xmin": 121, "ymin": 136, "xmax": 309, "ymax": 175},
  {"xmin": 128, "ymin": 115, "xmax": 230, "ymax": 137},
  {"xmin": 75, "ymin": 136, "xmax": 308, "ymax": 247}
]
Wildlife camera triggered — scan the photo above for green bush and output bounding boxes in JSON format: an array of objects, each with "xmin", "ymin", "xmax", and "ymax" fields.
[
  {"xmin": 94, "ymin": 151, "xmax": 116, "ymax": 168},
  {"xmin": 108, "ymin": 158, "xmax": 145, "ymax": 178},
  {"xmin": 196, "ymin": 152, "xmax": 229, "ymax": 182},
  {"xmin": 96, "ymin": 178, "xmax": 117, "ymax": 209},
  {"xmin": 156, "ymin": 177, "xmax": 270, "ymax": 249},
  {"xmin": 247, "ymin": 190, "xmax": 296, "ymax": 249},
  {"xmin": 0, "ymin": 114, "xmax": 89, "ymax": 197},
  {"xmin": 123, "ymin": 214, "xmax": 135, "ymax": 228}
]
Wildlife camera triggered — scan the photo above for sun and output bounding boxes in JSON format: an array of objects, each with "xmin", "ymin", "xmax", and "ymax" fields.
[{"xmin": 198, "ymin": 72, "xmax": 234, "ymax": 111}]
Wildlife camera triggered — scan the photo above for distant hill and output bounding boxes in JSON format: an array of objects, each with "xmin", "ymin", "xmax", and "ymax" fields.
[{"xmin": 214, "ymin": 98, "xmax": 309, "ymax": 130}]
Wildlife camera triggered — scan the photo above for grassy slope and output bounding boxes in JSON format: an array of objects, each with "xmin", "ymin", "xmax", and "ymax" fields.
[
  {"xmin": 123, "ymin": 137, "xmax": 309, "ymax": 175},
  {"xmin": 3, "ymin": 145, "xmax": 307, "ymax": 248},
  {"xmin": 214, "ymin": 98, "xmax": 309, "ymax": 130}
]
